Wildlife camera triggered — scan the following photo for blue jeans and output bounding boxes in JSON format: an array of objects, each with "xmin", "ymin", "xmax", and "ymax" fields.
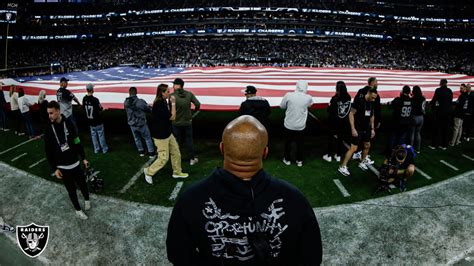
[
  {"xmin": 90, "ymin": 124, "xmax": 109, "ymax": 153},
  {"xmin": 0, "ymin": 106, "xmax": 7, "ymax": 129},
  {"xmin": 172, "ymin": 125, "xmax": 195, "ymax": 159},
  {"xmin": 130, "ymin": 124, "xmax": 155, "ymax": 154},
  {"xmin": 21, "ymin": 112, "xmax": 35, "ymax": 137},
  {"xmin": 410, "ymin": 115, "xmax": 424, "ymax": 151}
]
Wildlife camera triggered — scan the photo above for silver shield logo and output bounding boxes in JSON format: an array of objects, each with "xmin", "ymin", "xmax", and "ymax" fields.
[{"xmin": 16, "ymin": 223, "xmax": 49, "ymax": 258}]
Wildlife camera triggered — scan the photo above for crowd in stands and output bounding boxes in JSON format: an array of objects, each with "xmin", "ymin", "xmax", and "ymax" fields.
[{"xmin": 6, "ymin": 38, "xmax": 473, "ymax": 77}]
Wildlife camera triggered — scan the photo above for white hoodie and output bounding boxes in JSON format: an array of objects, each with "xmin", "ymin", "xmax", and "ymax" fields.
[{"xmin": 280, "ymin": 80, "xmax": 314, "ymax": 131}]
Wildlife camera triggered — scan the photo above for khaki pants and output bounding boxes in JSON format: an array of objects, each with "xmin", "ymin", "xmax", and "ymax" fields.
[
  {"xmin": 450, "ymin": 117, "xmax": 463, "ymax": 145},
  {"xmin": 146, "ymin": 135, "xmax": 182, "ymax": 176}
]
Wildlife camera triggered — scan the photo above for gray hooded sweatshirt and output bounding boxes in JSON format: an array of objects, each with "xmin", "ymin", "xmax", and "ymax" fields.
[
  {"xmin": 280, "ymin": 80, "xmax": 314, "ymax": 131},
  {"xmin": 124, "ymin": 95, "xmax": 151, "ymax": 127}
]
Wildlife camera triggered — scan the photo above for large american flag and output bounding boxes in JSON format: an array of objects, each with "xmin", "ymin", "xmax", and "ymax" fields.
[{"xmin": 1, "ymin": 67, "xmax": 472, "ymax": 111}]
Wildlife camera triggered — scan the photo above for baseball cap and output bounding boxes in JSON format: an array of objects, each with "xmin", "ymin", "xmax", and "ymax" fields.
[
  {"xmin": 60, "ymin": 77, "xmax": 69, "ymax": 83},
  {"xmin": 86, "ymin": 83, "xmax": 94, "ymax": 91},
  {"xmin": 242, "ymin": 85, "xmax": 257, "ymax": 95},
  {"xmin": 173, "ymin": 78, "xmax": 184, "ymax": 86}
]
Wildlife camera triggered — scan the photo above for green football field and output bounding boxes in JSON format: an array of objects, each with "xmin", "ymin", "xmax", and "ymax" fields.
[{"xmin": 1, "ymin": 107, "xmax": 473, "ymax": 208}]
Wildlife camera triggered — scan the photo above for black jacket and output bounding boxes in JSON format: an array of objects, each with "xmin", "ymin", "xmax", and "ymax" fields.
[
  {"xmin": 44, "ymin": 115, "xmax": 86, "ymax": 170},
  {"xmin": 167, "ymin": 168, "xmax": 323, "ymax": 266},
  {"xmin": 431, "ymin": 85, "xmax": 453, "ymax": 116},
  {"xmin": 151, "ymin": 99, "xmax": 172, "ymax": 139},
  {"xmin": 239, "ymin": 96, "xmax": 271, "ymax": 128},
  {"xmin": 453, "ymin": 92, "xmax": 469, "ymax": 118}
]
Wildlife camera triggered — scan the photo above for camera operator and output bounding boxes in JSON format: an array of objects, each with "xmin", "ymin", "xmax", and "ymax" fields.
[
  {"xmin": 166, "ymin": 115, "xmax": 323, "ymax": 265},
  {"xmin": 380, "ymin": 145, "xmax": 416, "ymax": 192}
]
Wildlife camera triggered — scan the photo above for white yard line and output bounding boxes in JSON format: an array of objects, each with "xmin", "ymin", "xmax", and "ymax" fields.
[
  {"xmin": 367, "ymin": 164, "xmax": 380, "ymax": 176},
  {"xmin": 119, "ymin": 158, "xmax": 155, "ymax": 194},
  {"xmin": 28, "ymin": 158, "xmax": 46, "ymax": 169},
  {"xmin": 11, "ymin": 153, "xmax": 27, "ymax": 162},
  {"xmin": 333, "ymin": 179, "xmax": 351, "ymax": 197},
  {"xmin": 447, "ymin": 245, "xmax": 474, "ymax": 265},
  {"xmin": 415, "ymin": 167, "xmax": 432, "ymax": 180},
  {"xmin": 462, "ymin": 154, "xmax": 474, "ymax": 161},
  {"xmin": 440, "ymin": 160, "xmax": 459, "ymax": 171},
  {"xmin": 0, "ymin": 138, "xmax": 36, "ymax": 155},
  {"xmin": 168, "ymin": 182, "xmax": 184, "ymax": 201}
]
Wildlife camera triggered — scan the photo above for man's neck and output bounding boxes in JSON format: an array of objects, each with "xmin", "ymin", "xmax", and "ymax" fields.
[
  {"xmin": 55, "ymin": 115, "xmax": 62, "ymax": 124},
  {"xmin": 223, "ymin": 158, "xmax": 262, "ymax": 181}
]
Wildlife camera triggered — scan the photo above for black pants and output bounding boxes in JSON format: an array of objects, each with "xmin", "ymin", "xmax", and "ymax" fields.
[
  {"xmin": 432, "ymin": 114, "xmax": 451, "ymax": 148},
  {"xmin": 327, "ymin": 125, "xmax": 349, "ymax": 157},
  {"xmin": 61, "ymin": 165, "xmax": 89, "ymax": 211},
  {"xmin": 172, "ymin": 125, "xmax": 195, "ymax": 160},
  {"xmin": 12, "ymin": 109, "xmax": 23, "ymax": 133},
  {"xmin": 463, "ymin": 114, "xmax": 473, "ymax": 138},
  {"xmin": 284, "ymin": 128, "xmax": 304, "ymax": 162}
]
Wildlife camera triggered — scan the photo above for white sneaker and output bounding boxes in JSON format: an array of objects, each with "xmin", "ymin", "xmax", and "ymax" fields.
[
  {"xmin": 352, "ymin": 151, "xmax": 362, "ymax": 160},
  {"xmin": 358, "ymin": 162, "xmax": 369, "ymax": 171},
  {"xmin": 143, "ymin": 168, "xmax": 153, "ymax": 184},
  {"xmin": 172, "ymin": 172, "xmax": 189, "ymax": 179},
  {"xmin": 322, "ymin": 154, "xmax": 332, "ymax": 162},
  {"xmin": 282, "ymin": 158, "xmax": 291, "ymax": 166},
  {"xmin": 338, "ymin": 166, "xmax": 350, "ymax": 176},
  {"xmin": 362, "ymin": 156, "xmax": 374, "ymax": 165},
  {"xmin": 296, "ymin": 161, "xmax": 303, "ymax": 167},
  {"xmin": 75, "ymin": 210, "xmax": 88, "ymax": 220},
  {"xmin": 84, "ymin": 200, "xmax": 91, "ymax": 211},
  {"xmin": 190, "ymin": 158, "xmax": 199, "ymax": 166},
  {"xmin": 334, "ymin": 155, "xmax": 341, "ymax": 162}
]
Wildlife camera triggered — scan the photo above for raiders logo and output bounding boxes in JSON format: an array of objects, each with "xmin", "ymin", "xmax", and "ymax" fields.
[
  {"xmin": 5, "ymin": 13, "xmax": 12, "ymax": 21},
  {"xmin": 16, "ymin": 223, "xmax": 49, "ymax": 258}
]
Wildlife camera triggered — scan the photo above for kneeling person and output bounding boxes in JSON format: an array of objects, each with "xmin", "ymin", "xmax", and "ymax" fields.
[{"xmin": 381, "ymin": 144, "xmax": 416, "ymax": 192}]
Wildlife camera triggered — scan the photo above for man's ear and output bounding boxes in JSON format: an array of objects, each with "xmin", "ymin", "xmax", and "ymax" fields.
[
  {"xmin": 263, "ymin": 146, "xmax": 269, "ymax": 159},
  {"xmin": 219, "ymin": 142, "xmax": 224, "ymax": 155}
]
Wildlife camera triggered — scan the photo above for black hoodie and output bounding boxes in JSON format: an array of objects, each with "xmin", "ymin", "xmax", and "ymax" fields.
[
  {"xmin": 44, "ymin": 114, "xmax": 86, "ymax": 170},
  {"xmin": 166, "ymin": 168, "xmax": 323, "ymax": 266}
]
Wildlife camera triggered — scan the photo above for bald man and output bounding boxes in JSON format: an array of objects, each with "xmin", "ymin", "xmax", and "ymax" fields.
[{"xmin": 166, "ymin": 115, "xmax": 323, "ymax": 265}]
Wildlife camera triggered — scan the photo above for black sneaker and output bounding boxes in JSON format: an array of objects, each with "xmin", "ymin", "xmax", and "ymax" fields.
[
  {"xmin": 399, "ymin": 179, "xmax": 407, "ymax": 192},
  {"xmin": 139, "ymin": 151, "xmax": 145, "ymax": 157},
  {"xmin": 148, "ymin": 152, "xmax": 157, "ymax": 159}
]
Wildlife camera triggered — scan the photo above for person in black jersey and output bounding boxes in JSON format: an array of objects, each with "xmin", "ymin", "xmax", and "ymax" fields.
[
  {"xmin": 323, "ymin": 81, "xmax": 351, "ymax": 163},
  {"xmin": 409, "ymin": 86, "xmax": 426, "ymax": 153},
  {"xmin": 82, "ymin": 83, "xmax": 109, "ymax": 154},
  {"xmin": 429, "ymin": 79, "xmax": 453, "ymax": 150},
  {"xmin": 388, "ymin": 85, "xmax": 413, "ymax": 154},
  {"xmin": 338, "ymin": 88, "xmax": 378, "ymax": 176},
  {"xmin": 44, "ymin": 101, "xmax": 90, "ymax": 220}
]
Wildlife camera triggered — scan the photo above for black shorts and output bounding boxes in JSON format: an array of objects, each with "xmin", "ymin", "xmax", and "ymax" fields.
[{"xmin": 351, "ymin": 130, "xmax": 371, "ymax": 146}]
